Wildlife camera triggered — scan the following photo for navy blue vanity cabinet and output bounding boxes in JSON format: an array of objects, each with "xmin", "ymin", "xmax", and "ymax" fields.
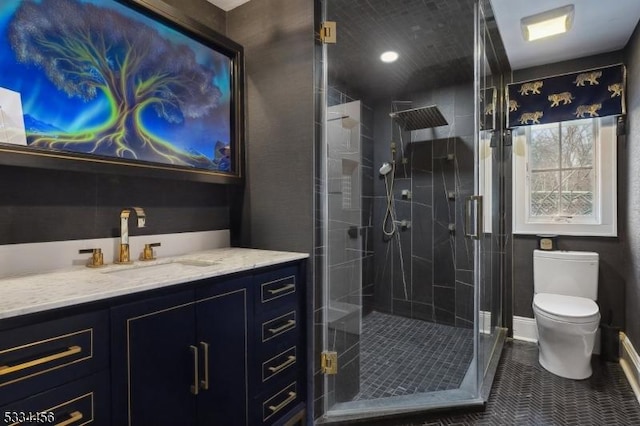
[
  {"xmin": 111, "ymin": 289, "xmax": 197, "ymax": 426},
  {"xmin": 194, "ymin": 276, "xmax": 251, "ymax": 425},
  {"xmin": 0, "ymin": 309, "xmax": 110, "ymax": 421},
  {"xmin": 250, "ymin": 264, "xmax": 307, "ymax": 425},
  {"xmin": 111, "ymin": 277, "xmax": 250, "ymax": 426},
  {"xmin": 1, "ymin": 371, "xmax": 110, "ymax": 426}
]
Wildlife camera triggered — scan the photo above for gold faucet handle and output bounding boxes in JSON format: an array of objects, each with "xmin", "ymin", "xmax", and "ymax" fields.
[
  {"xmin": 139, "ymin": 242, "xmax": 161, "ymax": 261},
  {"xmin": 79, "ymin": 248, "xmax": 105, "ymax": 268}
]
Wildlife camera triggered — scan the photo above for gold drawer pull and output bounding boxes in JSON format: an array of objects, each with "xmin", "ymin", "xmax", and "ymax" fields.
[
  {"xmin": 268, "ymin": 355, "xmax": 296, "ymax": 373},
  {"xmin": 267, "ymin": 283, "xmax": 295, "ymax": 295},
  {"xmin": 200, "ymin": 341, "xmax": 210, "ymax": 391},
  {"xmin": 190, "ymin": 345, "xmax": 199, "ymax": 395},
  {"xmin": 268, "ymin": 391, "xmax": 296, "ymax": 414},
  {"xmin": 56, "ymin": 411, "xmax": 83, "ymax": 426},
  {"xmin": 0, "ymin": 345, "xmax": 82, "ymax": 376},
  {"xmin": 268, "ymin": 320, "xmax": 295, "ymax": 335}
]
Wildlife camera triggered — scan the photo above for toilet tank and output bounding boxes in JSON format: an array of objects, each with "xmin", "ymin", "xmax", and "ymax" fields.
[{"xmin": 533, "ymin": 250, "xmax": 599, "ymax": 300}]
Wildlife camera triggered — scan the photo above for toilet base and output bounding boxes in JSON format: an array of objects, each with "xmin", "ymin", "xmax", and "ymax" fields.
[
  {"xmin": 538, "ymin": 347, "xmax": 592, "ymax": 380},
  {"xmin": 534, "ymin": 309, "xmax": 599, "ymax": 380}
]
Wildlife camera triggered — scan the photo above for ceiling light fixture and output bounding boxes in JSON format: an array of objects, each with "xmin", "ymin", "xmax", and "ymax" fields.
[
  {"xmin": 380, "ymin": 51, "xmax": 399, "ymax": 63},
  {"xmin": 521, "ymin": 4, "xmax": 574, "ymax": 42}
]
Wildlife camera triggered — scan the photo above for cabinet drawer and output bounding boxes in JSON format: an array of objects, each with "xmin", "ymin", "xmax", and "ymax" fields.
[
  {"xmin": 259, "ymin": 381, "xmax": 302, "ymax": 425},
  {"xmin": 262, "ymin": 346, "xmax": 298, "ymax": 384},
  {"xmin": 261, "ymin": 311, "xmax": 298, "ymax": 343},
  {"xmin": 0, "ymin": 370, "xmax": 110, "ymax": 426},
  {"xmin": 255, "ymin": 266, "xmax": 299, "ymax": 312},
  {"xmin": 0, "ymin": 311, "xmax": 109, "ymax": 406}
]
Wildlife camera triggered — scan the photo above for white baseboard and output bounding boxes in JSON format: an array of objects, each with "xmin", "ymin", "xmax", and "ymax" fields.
[
  {"xmin": 513, "ymin": 316, "xmax": 538, "ymax": 343},
  {"xmin": 512, "ymin": 315, "xmax": 601, "ymax": 355},
  {"xmin": 621, "ymin": 332, "xmax": 640, "ymax": 404}
]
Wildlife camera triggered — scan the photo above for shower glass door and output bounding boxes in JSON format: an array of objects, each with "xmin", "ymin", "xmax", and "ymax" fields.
[{"xmin": 318, "ymin": 0, "xmax": 502, "ymax": 421}]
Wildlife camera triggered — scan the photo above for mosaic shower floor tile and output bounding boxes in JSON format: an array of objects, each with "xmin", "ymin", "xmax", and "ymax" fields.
[{"xmin": 355, "ymin": 311, "xmax": 474, "ymax": 401}]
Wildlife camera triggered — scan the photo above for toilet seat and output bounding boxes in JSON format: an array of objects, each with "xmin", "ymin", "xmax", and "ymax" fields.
[{"xmin": 533, "ymin": 293, "xmax": 600, "ymax": 324}]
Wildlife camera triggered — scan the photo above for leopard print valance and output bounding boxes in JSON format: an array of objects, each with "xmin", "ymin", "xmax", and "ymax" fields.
[{"xmin": 506, "ymin": 64, "xmax": 625, "ymax": 128}]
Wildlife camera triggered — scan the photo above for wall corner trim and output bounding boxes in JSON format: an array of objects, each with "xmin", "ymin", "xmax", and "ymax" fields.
[{"xmin": 621, "ymin": 332, "xmax": 640, "ymax": 405}]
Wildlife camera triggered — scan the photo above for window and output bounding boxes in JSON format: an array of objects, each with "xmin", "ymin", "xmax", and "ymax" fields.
[{"xmin": 513, "ymin": 116, "xmax": 617, "ymax": 236}]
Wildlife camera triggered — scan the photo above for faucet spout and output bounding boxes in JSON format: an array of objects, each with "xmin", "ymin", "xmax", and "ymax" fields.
[{"xmin": 117, "ymin": 207, "xmax": 146, "ymax": 263}]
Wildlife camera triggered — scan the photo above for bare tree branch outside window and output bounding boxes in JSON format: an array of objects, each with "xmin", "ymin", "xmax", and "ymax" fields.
[{"xmin": 528, "ymin": 119, "xmax": 595, "ymax": 217}]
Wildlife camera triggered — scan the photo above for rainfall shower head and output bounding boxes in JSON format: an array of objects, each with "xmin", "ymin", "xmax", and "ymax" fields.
[{"xmin": 389, "ymin": 105, "xmax": 448, "ymax": 131}]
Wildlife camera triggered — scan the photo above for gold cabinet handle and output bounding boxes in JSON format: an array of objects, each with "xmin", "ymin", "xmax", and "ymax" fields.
[
  {"xmin": 268, "ymin": 391, "xmax": 296, "ymax": 414},
  {"xmin": 268, "ymin": 320, "xmax": 296, "ymax": 335},
  {"xmin": 199, "ymin": 341, "xmax": 210, "ymax": 391},
  {"xmin": 190, "ymin": 345, "xmax": 199, "ymax": 395},
  {"xmin": 56, "ymin": 411, "xmax": 83, "ymax": 426},
  {"xmin": 268, "ymin": 355, "xmax": 296, "ymax": 373},
  {"xmin": 0, "ymin": 345, "xmax": 81, "ymax": 376},
  {"xmin": 267, "ymin": 283, "xmax": 295, "ymax": 295}
]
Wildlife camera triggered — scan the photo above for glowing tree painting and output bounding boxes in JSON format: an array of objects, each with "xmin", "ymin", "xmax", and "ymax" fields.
[{"xmin": 7, "ymin": 0, "xmax": 229, "ymax": 169}]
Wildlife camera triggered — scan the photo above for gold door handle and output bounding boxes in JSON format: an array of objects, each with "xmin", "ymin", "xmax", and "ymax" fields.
[
  {"xmin": 267, "ymin": 283, "xmax": 295, "ymax": 295},
  {"xmin": 268, "ymin": 355, "xmax": 296, "ymax": 373},
  {"xmin": 0, "ymin": 346, "xmax": 81, "ymax": 376},
  {"xmin": 268, "ymin": 391, "xmax": 296, "ymax": 414},
  {"xmin": 190, "ymin": 345, "xmax": 199, "ymax": 395},
  {"xmin": 268, "ymin": 320, "xmax": 296, "ymax": 335},
  {"xmin": 56, "ymin": 411, "xmax": 83, "ymax": 426},
  {"xmin": 199, "ymin": 341, "xmax": 210, "ymax": 391}
]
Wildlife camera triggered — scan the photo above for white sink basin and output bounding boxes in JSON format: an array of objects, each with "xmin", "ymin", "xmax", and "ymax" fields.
[{"xmin": 104, "ymin": 259, "xmax": 217, "ymax": 280}]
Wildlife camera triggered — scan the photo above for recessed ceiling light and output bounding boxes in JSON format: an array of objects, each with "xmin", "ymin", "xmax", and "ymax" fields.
[
  {"xmin": 521, "ymin": 4, "xmax": 574, "ymax": 42},
  {"xmin": 380, "ymin": 51, "xmax": 399, "ymax": 63}
]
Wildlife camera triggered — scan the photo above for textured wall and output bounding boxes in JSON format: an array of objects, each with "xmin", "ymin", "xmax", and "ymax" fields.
[
  {"xmin": 227, "ymin": 0, "xmax": 314, "ymax": 254},
  {"xmin": 0, "ymin": 166, "xmax": 229, "ymax": 245},
  {"xmin": 508, "ymin": 51, "xmax": 628, "ymax": 327},
  {"xmin": 161, "ymin": 0, "xmax": 226, "ymax": 32},
  {"xmin": 624, "ymin": 22, "xmax": 640, "ymax": 347}
]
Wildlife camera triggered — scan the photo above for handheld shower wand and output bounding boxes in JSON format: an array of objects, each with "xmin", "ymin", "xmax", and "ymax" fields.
[
  {"xmin": 379, "ymin": 162, "xmax": 392, "ymax": 176},
  {"xmin": 381, "ymin": 143, "xmax": 397, "ymax": 237}
]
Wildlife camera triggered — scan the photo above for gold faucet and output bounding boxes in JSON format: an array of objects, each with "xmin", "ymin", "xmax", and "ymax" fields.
[
  {"xmin": 79, "ymin": 248, "xmax": 105, "ymax": 268},
  {"xmin": 116, "ymin": 207, "xmax": 146, "ymax": 264},
  {"xmin": 140, "ymin": 242, "xmax": 161, "ymax": 261}
]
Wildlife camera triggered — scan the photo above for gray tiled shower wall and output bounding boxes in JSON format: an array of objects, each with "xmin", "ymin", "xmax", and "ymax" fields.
[
  {"xmin": 368, "ymin": 84, "xmax": 476, "ymax": 328},
  {"xmin": 324, "ymin": 87, "xmax": 371, "ymax": 404}
]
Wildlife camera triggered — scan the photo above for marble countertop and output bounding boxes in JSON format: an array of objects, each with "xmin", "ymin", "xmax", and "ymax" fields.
[{"xmin": 0, "ymin": 247, "xmax": 308, "ymax": 320}]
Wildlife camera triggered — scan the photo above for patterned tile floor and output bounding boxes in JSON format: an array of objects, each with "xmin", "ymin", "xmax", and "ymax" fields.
[
  {"xmin": 354, "ymin": 311, "xmax": 474, "ymax": 400},
  {"xmin": 367, "ymin": 340, "xmax": 640, "ymax": 425}
]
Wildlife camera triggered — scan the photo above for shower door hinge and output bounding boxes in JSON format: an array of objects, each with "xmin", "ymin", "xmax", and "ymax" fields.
[
  {"xmin": 321, "ymin": 351, "xmax": 338, "ymax": 374},
  {"xmin": 320, "ymin": 21, "xmax": 337, "ymax": 44}
]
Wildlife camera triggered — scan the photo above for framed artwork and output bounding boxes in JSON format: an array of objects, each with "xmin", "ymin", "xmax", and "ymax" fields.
[{"xmin": 0, "ymin": 0, "xmax": 244, "ymax": 183}]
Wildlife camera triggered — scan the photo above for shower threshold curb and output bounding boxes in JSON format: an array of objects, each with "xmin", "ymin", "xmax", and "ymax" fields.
[{"xmin": 316, "ymin": 393, "xmax": 484, "ymax": 424}]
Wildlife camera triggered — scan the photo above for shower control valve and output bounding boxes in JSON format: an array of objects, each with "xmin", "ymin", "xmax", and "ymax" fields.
[{"xmin": 398, "ymin": 220, "xmax": 411, "ymax": 230}]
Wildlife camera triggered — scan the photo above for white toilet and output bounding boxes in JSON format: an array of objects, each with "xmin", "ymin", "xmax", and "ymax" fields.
[{"xmin": 532, "ymin": 249, "xmax": 601, "ymax": 380}]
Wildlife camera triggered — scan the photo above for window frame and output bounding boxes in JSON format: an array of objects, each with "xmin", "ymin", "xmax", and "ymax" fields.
[{"xmin": 512, "ymin": 115, "xmax": 617, "ymax": 237}]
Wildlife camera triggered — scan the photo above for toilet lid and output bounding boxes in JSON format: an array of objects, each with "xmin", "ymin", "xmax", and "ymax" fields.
[{"xmin": 533, "ymin": 293, "xmax": 599, "ymax": 320}]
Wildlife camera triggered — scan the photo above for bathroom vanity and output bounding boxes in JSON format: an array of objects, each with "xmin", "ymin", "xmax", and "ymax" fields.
[{"xmin": 0, "ymin": 248, "xmax": 308, "ymax": 426}]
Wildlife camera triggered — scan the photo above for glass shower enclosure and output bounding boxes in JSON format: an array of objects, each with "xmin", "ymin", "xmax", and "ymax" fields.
[{"xmin": 316, "ymin": 0, "xmax": 506, "ymax": 422}]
